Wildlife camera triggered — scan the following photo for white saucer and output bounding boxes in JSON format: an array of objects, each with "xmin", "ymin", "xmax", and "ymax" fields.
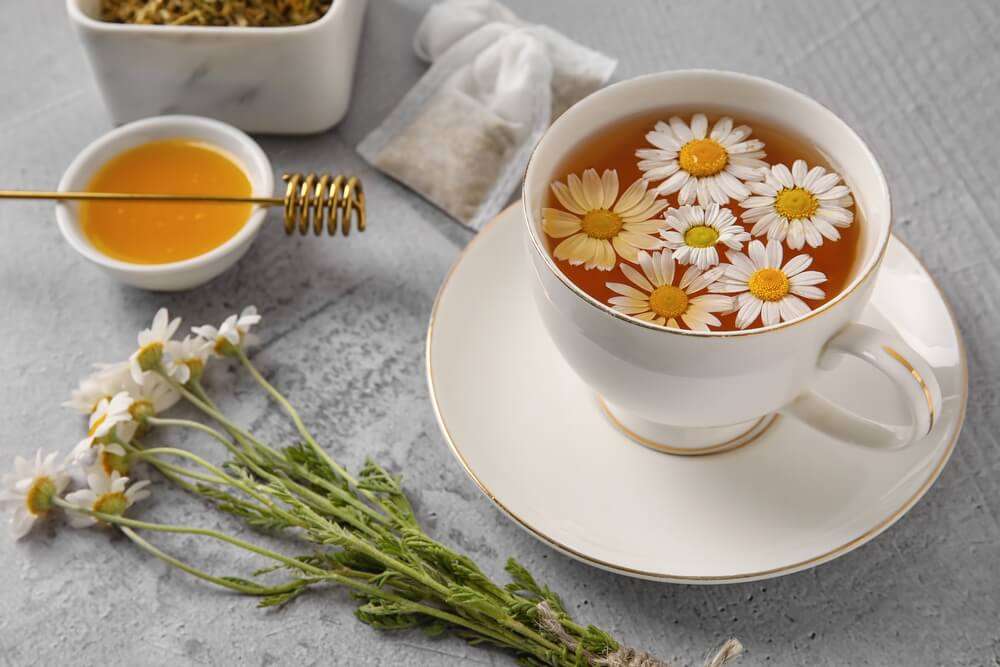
[{"xmin": 427, "ymin": 205, "xmax": 967, "ymax": 583}]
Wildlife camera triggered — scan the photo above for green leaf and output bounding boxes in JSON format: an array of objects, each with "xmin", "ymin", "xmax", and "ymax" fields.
[
  {"xmin": 354, "ymin": 600, "xmax": 422, "ymax": 630},
  {"xmin": 421, "ymin": 620, "xmax": 449, "ymax": 638},
  {"xmin": 357, "ymin": 459, "xmax": 416, "ymax": 524},
  {"xmin": 221, "ymin": 576, "xmax": 260, "ymax": 589},
  {"xmin": 283, "ymin": 442, "xmax": 349, "ymax": 489},
  {"xmin": 505, "ymin": 558, "xmax": 568, "ymax": 616},
  {"xmin": 445, "ymin": 585, "xmax": 497, "ymax": 616},
  {"xmin": 258, "ymin": 587, "xmax": 306, "ymax": 609},
  {"xmin": 579, "ymin": 625, "xmax": 619, "ymax": 656}
]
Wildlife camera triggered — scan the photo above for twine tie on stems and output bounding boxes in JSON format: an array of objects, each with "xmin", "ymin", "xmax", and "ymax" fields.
[{"xmin": 536, "ymin": 601, "xmax": 744, "ymax": 667}]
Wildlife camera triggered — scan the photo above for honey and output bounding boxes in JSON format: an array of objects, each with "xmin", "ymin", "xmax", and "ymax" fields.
[{"xmin": 80, "ymin": 139, "xmax": 253, "ymax": 264}]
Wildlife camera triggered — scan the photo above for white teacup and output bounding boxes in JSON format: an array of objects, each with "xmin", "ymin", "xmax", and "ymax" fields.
[{"xmin": 522, "ymin": 70, "xmax": 941, "ymax": 453}]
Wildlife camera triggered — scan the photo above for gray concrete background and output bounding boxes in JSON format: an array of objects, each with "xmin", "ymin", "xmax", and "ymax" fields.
[{"xmin": 1, "ymin": 1, "xmax": 998, "ymax": 665}]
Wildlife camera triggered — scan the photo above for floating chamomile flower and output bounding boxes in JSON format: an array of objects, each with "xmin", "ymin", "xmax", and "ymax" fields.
[
  {"xmin": 130, "ymin": 308, "xmax": 185, "ymax": 384},
  {"xmin": 64, "ymin": 471, "xmax": 151, "ymax": 529},
  {"xmin": 740, "ymin": 160, "xmax": 854, "ymax": 250},
  {"xmin": 660, "ymin": 204, "xmax": 750, "ymax": 270},
  {"xmin": 710, "ymin": 239, "xmax": 827, "ymax": 329},
  {"xmin": 636, "ymin": 114, "xmax": 768, "ymax": 206},
  {"xmin": 606, "ymin": 250, "xmax": 732, "ymax": 331},
  {"xmin": 0, "ymin": 449, "xmax": 70, "ymax": 540},
  {"xmin": 543, "ymin": 169, "xmax": 667, "ymax": 270}
]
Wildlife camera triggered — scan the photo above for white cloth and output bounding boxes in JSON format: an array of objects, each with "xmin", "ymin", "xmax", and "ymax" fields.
[{"xmin": 358, "ymin": 0, "xmax": 616, "ymax": 230}]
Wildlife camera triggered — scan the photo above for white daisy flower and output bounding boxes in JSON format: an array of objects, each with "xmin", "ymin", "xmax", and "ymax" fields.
[
  {"xmin": 235, "ymin": 305, "xmax": 261, "ymax": 339},
  {"xmin": 69, "ymin": 391, "xmax": 136, "ymax": 472},
  {"xmin": 636, "ymin": 114, "xmax": 768, "ymax": 206},
  {"xmin": 710, "ymin": 239, "xmax": 827, "ymax": 329},
  {"xmin": 63, "ymin": 362, "xmax": 129, "ymax": 414},
  {"xmin": 68, "ymin": 437, "xmax": 127, "ymax": 472},
  {"xmin": 660, "ymin": 204, "xmax": 750, "ymax": 270},
  {"xmin": 88, "ymin": 391, "xmax": 135, "ymax": 440},
  {"xmin": 129, "ymin": 308, "xmax": 184, "ymax": 384},
  {"xmin": 166, "ymin": 335, "xmax": 211, "ymax": 382},
  {"xmin": 128, "ymin": 373, "xmax": 180, "ymax": 423},
  {"xmin": 64, "ymin": 471, "xmax": 151, "ymax": 529},
  {"xmin": 740, "ymin": 159, "xmax": 855, "ymax": 250},
  {"xmin": 543, "ymin": 168, "xmax": 668, "ymax": 270},
  {"xmin": 606, "ymin": 250, "xmax": 732, "ymax": 331},
  {"xmin": 192, "ymin": 316, "xmax": 241, "ymax": 357},
  {"xmin": 0, "ymin": 449, "xmax": 70, "ymax": 540}
]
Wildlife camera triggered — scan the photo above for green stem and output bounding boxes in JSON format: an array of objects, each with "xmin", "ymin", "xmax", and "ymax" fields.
[
  {"xmin": 137, "ymin": 454, "xmax": 226, "ymax": 486},
  {"xmin": 55, "ymin": 498, "xmax": 324, "ymax": 576},
  {"xmin": 120, "ymin": 527, "xmax": 302, "ymax": 597},
  {"xmin": 189, "ymin": 379, "xmax": 273, "ymax": 458},
  {"xmin": 53, "ymin": 500, "xmax": 552, "ymax": 661},
  {"xmin": 233, "ymin": 348, "xmax": 353, "ymax": 481},
  {"xmin": 157, "ymin": 371, "xmax": 269, "ymax": 456},
  {"xmin": 187, "ymin": 373, "xmax": 392, "ymax": 532},
  {"xmin": 148, "ymin": 415, "xmax": 244, "ymax": 460},
  {"xmin": 292, "ymin": 504, "xmax": 563, "ymax": 656}
]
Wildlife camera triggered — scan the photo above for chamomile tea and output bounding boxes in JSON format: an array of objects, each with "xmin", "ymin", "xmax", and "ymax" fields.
[{"xmin": 542, "ymin": 109, "xmax": 862, "ymax": 332}]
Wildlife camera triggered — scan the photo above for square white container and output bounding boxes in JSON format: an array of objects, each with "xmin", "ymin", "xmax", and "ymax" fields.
[{"xmin": 67, "ymin": 0, "xmax": 367, "ymax": 134}]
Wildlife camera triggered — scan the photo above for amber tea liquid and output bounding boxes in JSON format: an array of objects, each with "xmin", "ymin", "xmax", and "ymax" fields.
[{"xmin": 544, "ymin": 108, "xmax": 863, "ymax": 331}]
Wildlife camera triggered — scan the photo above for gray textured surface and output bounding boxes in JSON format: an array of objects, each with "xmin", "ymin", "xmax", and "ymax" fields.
[{"xmin": 1, "ymin": 1, "xmax": 998, "ymax": 665}]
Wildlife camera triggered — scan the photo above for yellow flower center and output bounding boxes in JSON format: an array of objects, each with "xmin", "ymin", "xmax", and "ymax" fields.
[
  {"xmin": 214, "ymin": 338, "xmax": 238, "ymax": 358},
  {"xmin": 130, "ymin": 400, "xmax": 154, "ymax": 422},
  {"xmin": 136, "ymin": 342, "xmax": 164, "ymax": 373},
  {"xmin": 580, "ymin": 209, "xmax": 624, "ymax": 240},
  {"xmin": 100, "ymin": 449, "xmax": 130, "ymax": 476},
  {"xmin": 648, "ymin": 285, "xmax": 689, "ymax": 319},
  {"xmin": 774, "ymin": 187, "xmax": 819, "ymax": 220},
  {"xmin": 25, "ymin": 476, "xmax": 56, "ymax": 516},
  {"xmin": 684, "ymin": 225, "xmax": 720, "ymax": 248},
  {"xmin": 679, "ymin": 138, "xmax": 729, "ymax": 177},
  {"xmin": 93, "ymin": 491, "xmax": 128, "ymax": 518},
  {"xmin": 748, "ymin": 268, "xmax": 790, "ymax": 302}
]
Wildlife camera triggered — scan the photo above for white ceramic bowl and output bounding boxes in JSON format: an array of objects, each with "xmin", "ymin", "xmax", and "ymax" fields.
[
  {"xmin": 67, "ymin": 0, "xmax": 367, "ymax": 135},
  {"xmin": 56, "ymin": 115, "xmax": 274, "ymax": 291}
]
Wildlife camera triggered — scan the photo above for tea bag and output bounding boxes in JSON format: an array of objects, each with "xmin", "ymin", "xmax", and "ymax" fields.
[
  {"xmin": 358, "ymin": 0, "xmax": 616, "ymax": 230},
  {"xmin": 414, "ymin": 0, "xmax": 618, "ymax": 120}
]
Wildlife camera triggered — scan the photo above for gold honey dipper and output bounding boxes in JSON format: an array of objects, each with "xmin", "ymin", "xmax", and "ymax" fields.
[{"xmin": 0, "ymin": 172, "xmax": 366, "ymax": 237}]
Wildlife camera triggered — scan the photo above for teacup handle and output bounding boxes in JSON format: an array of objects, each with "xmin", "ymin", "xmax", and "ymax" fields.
[{"xmin": 780, "ymin": 323, "xmax": 941, "ymax": 450}]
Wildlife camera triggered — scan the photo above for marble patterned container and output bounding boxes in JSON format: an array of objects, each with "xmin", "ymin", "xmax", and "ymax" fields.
[{"xmin": 67, "ymin": 0, "xmax": 367, "ymax": 135}]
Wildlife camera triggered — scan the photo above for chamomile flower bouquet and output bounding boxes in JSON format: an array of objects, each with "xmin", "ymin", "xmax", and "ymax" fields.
[{"xmin": 2, "ymin": 306, "xmax": 742, "ymax": 667}]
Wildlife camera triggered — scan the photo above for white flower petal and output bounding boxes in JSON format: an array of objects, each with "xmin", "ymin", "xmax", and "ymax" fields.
[
  {"xmin": 622, "ymin": 261, "xmax": 654, "ymax": 293},
  {"xmin": 669, "ymin": 116, "xmax": 694, "ymax": 142},
  {"xmin": 735, "ymin": 297, "xmax": 762, "ymax": 329},
  {"xmin": 772, "ymin": 164, "xmax": 794, "ymax": 189},
  {"xmin": 551, "ymin": 181, "xmax": 585, "ymax": 215},
  {"xmin": 690, "ymin": 113, "xmax": 708, "ymax": 139}
]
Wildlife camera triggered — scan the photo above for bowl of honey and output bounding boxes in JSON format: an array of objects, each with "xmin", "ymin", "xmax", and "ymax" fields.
[{"xmin": 56, "ymin": 115, "xmax": 273, "ymax": 291}]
